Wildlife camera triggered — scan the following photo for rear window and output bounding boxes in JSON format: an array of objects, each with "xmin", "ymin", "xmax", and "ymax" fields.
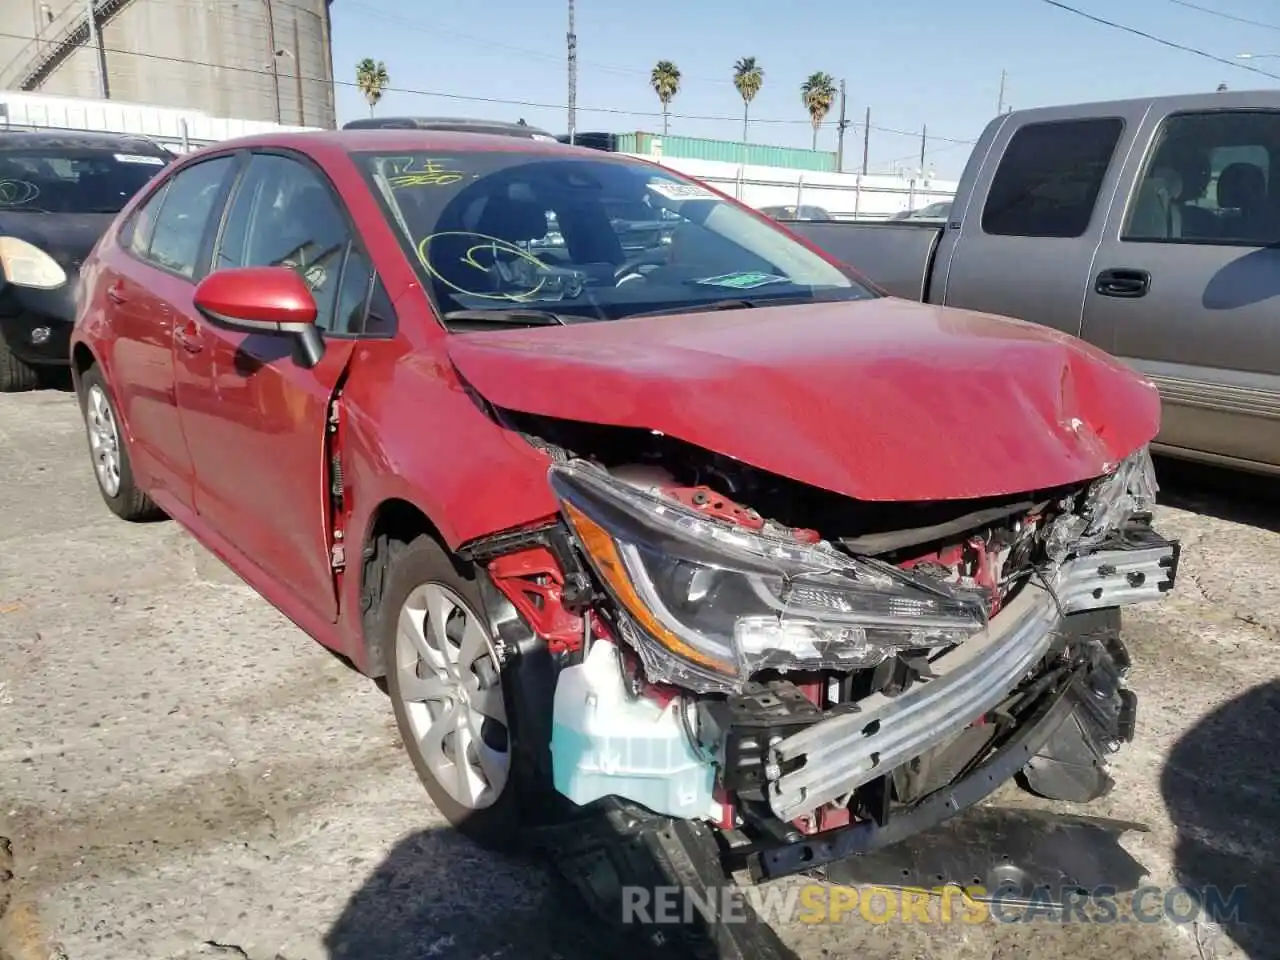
[
  {"xmin": 0, "ymin": 147, "xmax": 169, "ymax": 215},
  {"xmin": 981, "ymin": 117, "xmax": 1124, "ymax": 238}
]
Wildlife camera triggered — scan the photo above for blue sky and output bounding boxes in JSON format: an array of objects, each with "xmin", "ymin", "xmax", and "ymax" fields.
[{"xmin": 329, "ymin": 0, "xmax": 1280, "ymax": 178}]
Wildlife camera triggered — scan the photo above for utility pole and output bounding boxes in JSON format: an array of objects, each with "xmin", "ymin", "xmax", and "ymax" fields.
[
  {"xmin": 919, "ymin": 124, "xmax": 927, "ymax": 177},
  {"xmin": 997, "ymin": 69, "xmax": 1006, "ymax": 116},
  {"xmin": 85, "ymin": 0, "xmax": 109, "ymax": 98},
  {"xmin": 860, "ymin": 106, "xmax": 870, "ymax": 176},
  {"xmin": 291, "ymin": 14, "xmax": 304, "ymax": 125},
  {"xmin": 263, "ymin": 0, "xmax": 281, "ymax": 123},
  {"xmin": 835, "ymin": 78, "xmax": 848, "ymax": 172},
  {"xmin": 566, "ymin": 0, "xmax": 577, "ymax": 144}
]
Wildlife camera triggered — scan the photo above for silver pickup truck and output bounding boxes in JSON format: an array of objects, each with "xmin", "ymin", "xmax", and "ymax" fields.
[{"xmin": 788, "ymin": 89, "xmax": 1280, "ymax": 476}]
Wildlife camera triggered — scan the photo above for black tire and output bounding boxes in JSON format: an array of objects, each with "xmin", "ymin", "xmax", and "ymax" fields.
[
  {"xmin": 381, "ymin": 534, "xmax": 534, "ymax": 850},
  {"xmin": 0, "ymin": 336, "xmax": 40, "ymax": 393},
  {"xmin": 77, "ymin": 365, "xmax": 165, "ymax": 522}
]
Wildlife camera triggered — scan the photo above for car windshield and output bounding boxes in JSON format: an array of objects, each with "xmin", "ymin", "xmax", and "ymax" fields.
[
  {"xmin": 355, "ymin": 150, "xmax": 875, "ymax": 325},
  {"xmin": 0, "ymin": 147, "xmax": 168, "ymax": 214}
]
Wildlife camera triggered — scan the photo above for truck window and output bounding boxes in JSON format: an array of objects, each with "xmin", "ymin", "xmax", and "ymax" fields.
[
  {"xmin": 1123, "ymin": 110, "xmax": 1280, "ymax": 247},
  {"xmin": 981, "ymin": 117, "xmax": 1124, "ymax": 239}
]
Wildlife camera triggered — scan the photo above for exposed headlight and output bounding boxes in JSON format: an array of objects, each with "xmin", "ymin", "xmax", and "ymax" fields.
[
  {"xmin": 1046, "ymin": 445, "xmax": 1158, "ymax": 560},
  {"xmin": 549, "ymin": 460, "xmax": 988, "ymax": 694},
  {"xmin": 0, "ymin": 236, "xmax": 67, "ymax": 290}
]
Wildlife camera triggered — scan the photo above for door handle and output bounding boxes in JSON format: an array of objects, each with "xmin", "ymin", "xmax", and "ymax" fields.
[
  {"xmin": 174, "ymin": 323, "xmax": 203, "ymax": 354},
  {"xmin": 105, "ymin": 282, "xmax": 126, "ymax": 305},
  {"xmin": 1095, "ymin": 268, "xmax": 1151, "ymax": 299}
]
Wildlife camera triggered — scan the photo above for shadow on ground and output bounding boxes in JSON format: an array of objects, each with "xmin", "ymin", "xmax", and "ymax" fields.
[
  {"xmin": 1161, "ymin": 680, "xmax": 1280, "ymax": 958},
  {"xmin": 1154, "ymin": 455, "xmax": 1280, "ymax": 533},
  {"xmin": 322, "ymin": 820, "xmax": 800, "ymax": 960}
]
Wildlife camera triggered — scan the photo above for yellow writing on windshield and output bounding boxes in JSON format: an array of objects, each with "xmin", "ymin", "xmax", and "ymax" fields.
[{"xmin": 383, "ymin": 156, "xmax": 470, "ymax": 187}]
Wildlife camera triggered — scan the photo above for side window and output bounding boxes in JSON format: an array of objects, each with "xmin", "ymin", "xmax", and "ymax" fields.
[
  {"xmin": 214, "ymin": 153, "xmax": 350, "ymax": 332},
  {"xmin": 1123, "ymin": 110, "xmax": 1279, "ymax": 246},
  {"xmin": 981, "ymin": 117, "xmax": 1124, "ymax": 239},
  {"xmin": 146, "ymin": 156, "xmax": 235, "ymax": 278},
  {"xmin": 127, "ymin": 180, "xmax": 170, "ymax": 259}
]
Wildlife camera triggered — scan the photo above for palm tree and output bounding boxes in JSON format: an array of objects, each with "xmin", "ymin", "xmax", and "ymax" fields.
[
  {"xmin": 801, "ymin": 72, "xmax": 837, "ymax": 150},
  {"xmin": 355, "ymin": 58, "xmax": 389, "ymax": 117},
  {"xmin": 650, "ymin": 60, "xmax": 681, "ymax": 136},
  {"xmin": 732, "ymin": 57, "xmax": 764, "ymax": 144}
]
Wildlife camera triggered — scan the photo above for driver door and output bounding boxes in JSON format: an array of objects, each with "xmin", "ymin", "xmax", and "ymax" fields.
[{"xmin": 173, "ymin": 151, "xmax": 367, "ymax": 622}]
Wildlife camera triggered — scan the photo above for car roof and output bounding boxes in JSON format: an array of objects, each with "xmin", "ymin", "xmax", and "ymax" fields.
[
  {"xmin": 341, "ymin": 116, "xmax": 557, "ymax": 139},
  {"xmin": 0, "ymin": 129, "xmax": 169, "ymax": 153}
]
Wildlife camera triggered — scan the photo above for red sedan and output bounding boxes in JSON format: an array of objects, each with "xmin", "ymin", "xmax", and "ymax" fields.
[{"xmin": 69, "ymin": 128, "xmax": 1177, "ymax": 889}]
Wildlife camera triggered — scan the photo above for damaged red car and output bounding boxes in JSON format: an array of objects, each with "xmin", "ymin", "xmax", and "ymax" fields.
[{"xmin": 69, "ymin": 130, "xmax": 1179, "ymax": 904}]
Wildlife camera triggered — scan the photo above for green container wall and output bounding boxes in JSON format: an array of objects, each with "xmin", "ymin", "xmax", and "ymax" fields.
[{"xmin": 619, "ymin": 131, "xmax": 835, "ymax": 173}]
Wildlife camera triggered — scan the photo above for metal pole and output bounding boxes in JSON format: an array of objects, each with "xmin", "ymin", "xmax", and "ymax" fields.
[
  {"xmin": 566, "ymin": 0, "xmax": 576, "ymax": 144},
  {"xmin": 835, "ymin": 78, "xmax": 847, "ymax": 172},
  {"xmin": 860, "ymin": 106, "xmax": 870, "ymax": 176},
  {"xmin": 85, "ymin": 0, "xmax": 109, "ymax": 98},
  {"xmin": 291, "ymin": 14, "xmax": 304, "ymax": 126},
  {"xmin": 263, "ymin": 0, "xmax": 281, "ymax": 124},
  {"xmin": 919, "ymin": 124, "xmax": 927, "ymax": 176},
  {"xmin": 997, "ymin": 69, "xmax": 1006, "ymax": 115}
]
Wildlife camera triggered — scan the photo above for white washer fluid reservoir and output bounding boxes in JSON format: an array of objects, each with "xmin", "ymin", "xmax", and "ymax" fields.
[{"xmin": 550, "ymin": 638, "xmax": 717, "ymax": 819}]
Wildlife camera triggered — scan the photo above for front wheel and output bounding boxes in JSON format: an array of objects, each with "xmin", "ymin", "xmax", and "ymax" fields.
[
  {"xmin": 78, "ymin": 365, "xmax": 164, "ymax": 522},
  {"xmin": 383, "ymin": 535, "xmax": 529, "ymax": 849},
  {"xmin": 0, "ymin": 336, "xmax": 40, "ymax": 392}
]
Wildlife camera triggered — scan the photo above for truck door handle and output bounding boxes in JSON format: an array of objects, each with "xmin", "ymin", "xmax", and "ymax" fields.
[
  {"xmin": 105, "ymin": 282, "xmax": 126, "ymax": 305},
  {"xmin": 174, "ymin": 323, "xmax": 203, "ymax": 354},
  {"xmin": 1095, "ymin": 268, "xmax": 1151, "ymax": 299}
]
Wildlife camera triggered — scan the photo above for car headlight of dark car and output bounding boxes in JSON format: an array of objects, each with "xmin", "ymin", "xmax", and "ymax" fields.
[{"xmin": 0, "ymin": 236, "xmax": 68, "ymax": 290}]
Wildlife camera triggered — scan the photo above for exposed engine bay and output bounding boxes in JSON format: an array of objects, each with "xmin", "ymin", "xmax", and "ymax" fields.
[{"xmin": 465, "ymin": 409, "xmax": 1179, "ymax": 870}]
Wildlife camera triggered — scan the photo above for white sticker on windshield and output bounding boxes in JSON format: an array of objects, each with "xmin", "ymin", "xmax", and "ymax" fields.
[
  {"xmin": 114, "ymin": 153, "xmax": 165, "ymax": 165},
  {"xmin": 647, "ymin": 180, "xmax": 716, "ymax": 202}
]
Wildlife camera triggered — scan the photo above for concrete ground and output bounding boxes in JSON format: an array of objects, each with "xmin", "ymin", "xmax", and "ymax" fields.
[{"xmin": 1, "ymin": 385, "xmax": 1277, "ymax": 960}]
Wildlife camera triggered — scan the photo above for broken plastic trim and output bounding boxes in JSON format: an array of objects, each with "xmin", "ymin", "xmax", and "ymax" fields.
[
  {"xmin": 764, "ymin": 531, "xmax": 1179, "ymax": 822},
  {"xmin": 548, "ymin": 459, "xmax": 988, "ymax": 695},
  {"xmin": 1046, "ymin": 445, "xmax": 1158, "ymax": 562}
]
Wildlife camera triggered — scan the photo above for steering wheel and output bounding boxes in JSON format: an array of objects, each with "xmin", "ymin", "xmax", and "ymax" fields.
[{"xmin": 613, "ymin": 249, "xmax": 669, "ymax": 284}]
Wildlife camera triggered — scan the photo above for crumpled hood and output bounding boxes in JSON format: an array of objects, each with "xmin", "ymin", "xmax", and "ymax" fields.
[{"xmin": 446, "ymin": 297, "xmax": 1162, "ymax": 502}]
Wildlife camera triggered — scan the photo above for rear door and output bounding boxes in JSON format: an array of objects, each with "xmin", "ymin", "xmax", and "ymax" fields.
[
  {"xmin": 103, "ymin": 153, "xmax": 238, "ymax": 505},
  {"xmin": 933, "ymin": 102, "xmax": 1150, "ymax": 337},
  {"xmin": 173, "ymin": 149, "xmax": 393, "ymax": 623},
  {"xmin": 1081, "ymin": 100, "xmax": 1280, "ymax": 469}
]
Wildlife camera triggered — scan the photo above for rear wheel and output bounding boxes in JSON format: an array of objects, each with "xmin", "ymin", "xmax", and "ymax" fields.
[
  {"xmin": 383, "ymin": 535, "xmax": 528, "ymax": 849},
  {"xmin": 0, "ymin": 337, "xmax": 40, "ymax": 393},
  {"xmin": 78, "ymin": 365, "xmax": 164, "ymax": 522}
]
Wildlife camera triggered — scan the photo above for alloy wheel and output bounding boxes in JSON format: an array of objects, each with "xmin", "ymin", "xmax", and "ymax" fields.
[
  {"xmin": 394, "ymin": 582, "xmax": 510, "ymax": 810},
  {"xmin": 85, "ymin": 384, "xmax": 122, "ymax": 498}
]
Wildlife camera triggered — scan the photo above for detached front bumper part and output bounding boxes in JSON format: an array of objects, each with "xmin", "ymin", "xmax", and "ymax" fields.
[{"xmin": 766, "ymin": 534, "xmax": 1178, "ymax": 822}]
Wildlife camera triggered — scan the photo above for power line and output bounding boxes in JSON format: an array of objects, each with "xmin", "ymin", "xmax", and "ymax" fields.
[
  {"xmin": 1162, "ymin": 0, "xmax": 1280, "ymax": 33},
  {"xmin": 1033, "ymin": 0, "xmax": 1280, "ymax": 80},
  {"xmin": 0, "ymin": 28, "xmax": 978, "ymax": 142},
  {"xmin": 345, "ymin": 0, "xmax": 738, "ymax": 86},
  {"xmin": 340, "ymin": 0, "xmax": 976, "ymax": 142}
]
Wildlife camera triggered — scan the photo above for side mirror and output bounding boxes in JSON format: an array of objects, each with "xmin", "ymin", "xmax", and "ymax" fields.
[{"xmin": 193, "ymin": 266, "xmax": 325, "ymax": 368}]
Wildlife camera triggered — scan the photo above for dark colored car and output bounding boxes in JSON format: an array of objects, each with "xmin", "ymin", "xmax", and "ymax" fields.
[
  {"xmin": 0, "ymin": 130, "xmax": 172, "ymax": 390},
  {"xmin": 759, "ymin": 204, "xmax": 833, "ymax": 221},
  {"xmin": 69, "ymin": 128, "xmax": 1178, "ymax": 939},
  {"xmin": 342, "ymin": 116, "xmax": 558, "ymax": 142}
]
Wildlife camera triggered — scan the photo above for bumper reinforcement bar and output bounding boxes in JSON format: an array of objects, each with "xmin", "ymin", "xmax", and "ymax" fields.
[{"xmin": 766, "ymin": 536, "xmax": 1178, "ymax": 822}]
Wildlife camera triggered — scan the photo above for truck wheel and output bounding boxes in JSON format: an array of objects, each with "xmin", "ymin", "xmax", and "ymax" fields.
[
  {"xmin": 0, "ymin": 337, "xmax": 40, "ymax": 392},
  {"xmin": 383, "ymin": 535, "xmax": 529, "ymax": 849},
  {"xmin": 78, "ymin": 366, "xmax": 164, "ymax": 522}
]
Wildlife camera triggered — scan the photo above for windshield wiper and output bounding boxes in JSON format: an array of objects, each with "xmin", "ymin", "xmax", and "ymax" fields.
[
  {"xmin": 628, "ymin": 298, "xmax": 784, "ymax": 319},
  {"xmin": 442, "ymin": 308, "xmax": 569, "ymax": 330}
]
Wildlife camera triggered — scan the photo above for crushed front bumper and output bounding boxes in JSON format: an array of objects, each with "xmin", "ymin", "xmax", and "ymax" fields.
[{"xmin": 766, "ymin": 529, "xmax": 1178, "ymax": 822}]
